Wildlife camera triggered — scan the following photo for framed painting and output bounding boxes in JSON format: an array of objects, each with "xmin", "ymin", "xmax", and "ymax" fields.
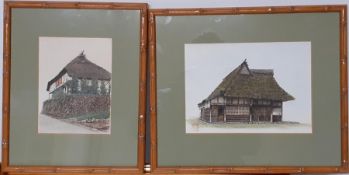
[
  {"xmin": 149, "ymin": 5, "xmax": 348, "ymax": 174},
  {"xmin": 3, "ymin": 1, "xmax": 147, "ymax": 174}
]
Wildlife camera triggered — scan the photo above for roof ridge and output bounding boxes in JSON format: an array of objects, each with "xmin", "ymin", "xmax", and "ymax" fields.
[
  {"xmin": 46, "ymin": 52, "xmax": 111, "ymax": 91},
  {"xmin": 250, "ymin": 69, "xmax": 274, "ymax": 75},
  {"xmin": 203, "ymin": 59, "xmax": 294, "ymax": 102}
]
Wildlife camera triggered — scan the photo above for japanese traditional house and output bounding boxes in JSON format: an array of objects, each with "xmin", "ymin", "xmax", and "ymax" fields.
[
  {"xmin": 46, "ymin": 51, "xmax": 111, "ymax": 98},
  {"xmin": 198, "ymin": 60, "xmax": 294, "ymax": 123}
]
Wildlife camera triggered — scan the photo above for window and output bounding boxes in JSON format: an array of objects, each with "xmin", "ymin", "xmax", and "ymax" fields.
[
  {"xmin": 238, "ymin": 106, "xmax": 250, "ymax": 115},
  {"xmin": 77, "ymin": 80, "xmax": 81, "ymax": 91},
  {"xmin": 258, "ymin": 100, "xmax": 270, "ymax": 105},
  {"xmin": 55, "ymin": 78, "xmax": 62, "ymax": 87},
  {"xmin": 105, "ymin": 81, "xmax": 110, "ymax": 93},
  {"xmin": 218, "ymin": 97, "xmax": 224, "ymax": 103},
  {"xmin": 273, "ymin": 101, "xmax": 282, "ymax": 106},
  {"xmin": 225, "ymin": 106, "xmax": 250, "ymax": 115},
  {"xmin": 232, "ymin": 99, "xmax": 238, "ymax": 104},
  {"xmin": 272, "ymin": 108, "xmax": 282, "ymax": 115},
  {"xmin": 87, "ymin": 80, "xmax": 92, "ymax": 86},
  {"xmin": 238, "ymin": 98, "xmax": 249, "ymax": 105},
  {"xmin": 97, "ymin": 80, "xmax": 101, "ymax": 93}
]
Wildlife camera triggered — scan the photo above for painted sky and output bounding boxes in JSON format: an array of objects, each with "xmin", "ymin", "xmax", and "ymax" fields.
[
  {"xmin": 38, "ymin": 37, "xmax": 112, "ymax": 113},
  {"xmin": 185, "ymin": 42, "xmax": 312, "ymax": 124}
]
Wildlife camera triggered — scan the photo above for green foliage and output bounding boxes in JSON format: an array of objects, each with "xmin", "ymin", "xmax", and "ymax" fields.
[{"xmin": 65, "ymin": 111, "xmax": 110, "ymax": 121}]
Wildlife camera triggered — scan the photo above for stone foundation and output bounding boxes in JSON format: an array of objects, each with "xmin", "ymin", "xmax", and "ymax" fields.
[{"xmin": 42, "ymin": 95, "xmax": 110, "ymax": 118}]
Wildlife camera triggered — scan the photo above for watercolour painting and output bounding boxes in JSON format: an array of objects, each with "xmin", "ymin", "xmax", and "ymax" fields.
[
  {"xmin": 38, "ymin": 37, "xmax": 112, "ymax": 134},
  {"xmin": 185, "ymin": 42, "xmax": 312, "ymax": 133}
]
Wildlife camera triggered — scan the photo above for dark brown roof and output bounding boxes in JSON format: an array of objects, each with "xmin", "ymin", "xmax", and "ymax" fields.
[
  {"xmin": 202, "ymin": 60, "xmax": 294, "ymax": 103},
  {"xmin": 47, "ymin": 52, "xmax": 111, "ymax": 91}
]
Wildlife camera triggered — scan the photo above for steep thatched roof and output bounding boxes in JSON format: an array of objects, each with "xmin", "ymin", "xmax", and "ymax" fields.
[
  {"xmin": 202, "ymin": 60, "xmax": 294, "ymax": 103},
  {"xmin": 47, "ymin": 52, "xmax": 111, "ymax": 91}
]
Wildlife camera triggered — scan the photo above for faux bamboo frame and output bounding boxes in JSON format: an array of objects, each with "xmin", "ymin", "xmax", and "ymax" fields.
[
  {"xmin": 2, "ymin": 1, "xmax": 147, "ymax": 174},
  {"xmin": 149, "ymin": 5, "xmax": 348, "ymax": 174}
]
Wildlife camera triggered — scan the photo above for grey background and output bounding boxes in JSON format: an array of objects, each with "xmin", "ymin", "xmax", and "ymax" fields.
[
  {"xmin": 156, "ymin": 13, "xmax": 341, "ymax": 166},
  {"xmin": 1, "ymin": 1, "xmax": 348, "ymax": 174},
  {"xmin": 10, "ymin": 8, "xmax": 140, "ymax": 166}
]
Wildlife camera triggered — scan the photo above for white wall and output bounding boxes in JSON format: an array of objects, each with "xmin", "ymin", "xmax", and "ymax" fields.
[{"xmin": 1, "ymin": 0, "xmax": 349, "ymax": 174}]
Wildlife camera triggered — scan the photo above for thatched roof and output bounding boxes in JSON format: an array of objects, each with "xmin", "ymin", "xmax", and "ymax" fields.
[
  {"xmin": 47, "ymin": 52, "xmax": 111, "ymax": 91},
  {"xmin": 202, "ymin": 60, "xmax": 294, "ymax": 103}
]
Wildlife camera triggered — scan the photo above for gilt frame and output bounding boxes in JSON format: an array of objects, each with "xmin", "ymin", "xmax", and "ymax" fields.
[
  {"xmin": 149, "ymin": 5, "xmax": 348, "ymax": 174},
  {"xmin": 3, "ymin": 1, "xmax": 147, "ymax": 174}
]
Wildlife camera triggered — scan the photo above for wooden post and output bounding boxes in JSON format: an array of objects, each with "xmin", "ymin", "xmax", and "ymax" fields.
[
  {"xmin": 249, "ymin": 100, "xmax": 252, "ymax": 122},
  {"xmin": 200, "ymin": 109, "xmax": 202, "ymax": 120},
  {"xmin": 209, "ymin": 110, "xmax": 212, "ymax": 123},
  {"xmin": 224, "ymin": 108, "xmax": 226, "ymax": 122},
  {"xmin": 281, "ymin": 103, "xmax": 283, "ymax": 122},
  {"xmin": 223, "ymin": 99, "xmax": 227, "ymax": 122}
]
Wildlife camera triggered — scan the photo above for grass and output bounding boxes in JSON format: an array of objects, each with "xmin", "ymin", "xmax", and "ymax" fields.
[
  {"xmin": 63, "ymin": 112, "xmax": 111, "ymax": 131},
  {"xmin": 65, "ymin": 112, "xmax": 110, "ymax": 121}
]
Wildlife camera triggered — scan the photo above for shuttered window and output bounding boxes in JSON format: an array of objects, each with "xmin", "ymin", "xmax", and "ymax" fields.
[{"xmin": 225, "ymin": 106, "xmax": 250, "ymax": 115}]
